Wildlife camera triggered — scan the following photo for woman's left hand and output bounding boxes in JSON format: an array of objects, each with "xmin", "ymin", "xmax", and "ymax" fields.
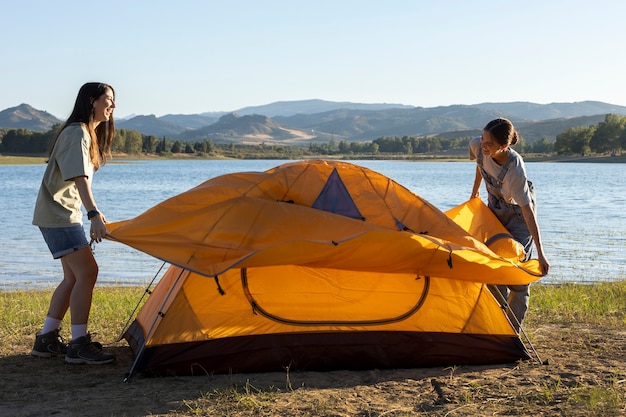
[
  {"xmin": 538, "ymin": 254, "xmax": 550, "ymax": 275},
  {"xmin": 89, "ymin": 214, "xmax": 107, "ymax": 243}
]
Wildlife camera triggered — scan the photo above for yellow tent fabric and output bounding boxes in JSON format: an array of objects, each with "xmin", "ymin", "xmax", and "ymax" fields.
[
  {"xmin": 107, "ymin": 160, "xmax": 541, "ymax": 285},
  {"xmin": 107, "ymin": 160, "xmax": 541, "ymax": 376}
]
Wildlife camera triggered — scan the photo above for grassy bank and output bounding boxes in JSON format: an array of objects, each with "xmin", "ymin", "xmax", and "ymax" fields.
[
  {"xmin": 0, "ymin": 286, "xmax": 146, "ymax": 356},
  {"xmin": 526, "ymin": 281, "xmax": 626, "ymax": 326},
  {"xmin": 0, "ymin": 155, "xmax": 46, "ymax": 165},
  {"xmin": 2, "ymin": 282, "xmax": 624, "ymax": 351},
  {"xmin": 1, "ymin": 281, "xmax": 625, "ymax": 416}
]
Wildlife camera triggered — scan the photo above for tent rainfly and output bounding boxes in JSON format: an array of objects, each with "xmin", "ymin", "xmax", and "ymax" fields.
[{"xmin": 105, "ymin": 160, "xmax": 543, "ymax": 378}]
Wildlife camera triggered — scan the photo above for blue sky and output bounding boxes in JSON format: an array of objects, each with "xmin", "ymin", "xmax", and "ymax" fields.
[{"xmin": 2, "ymin": 0, "xmax": 625, "ymax": 119}]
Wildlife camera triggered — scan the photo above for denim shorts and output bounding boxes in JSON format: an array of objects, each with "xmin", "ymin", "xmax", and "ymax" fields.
[{"xmin": 39, "ymin": 225, "xmax": 89, "ymax": 259}]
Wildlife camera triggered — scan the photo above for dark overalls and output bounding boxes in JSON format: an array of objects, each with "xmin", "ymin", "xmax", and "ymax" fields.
[{"xmin": 477, "ymin": 149, "xmax": 536, "ymax": 329}]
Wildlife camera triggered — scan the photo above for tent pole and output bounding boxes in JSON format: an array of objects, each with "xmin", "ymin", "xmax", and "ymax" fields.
[
  {"xmin": 487, "ymin": 284, "xmax": 548, "ymax": 366},
  {"xmin": 124, "ymin": 267, "xmax": 187, "ymax": 382},
  {"xmin": 124, "ymin": 339, "xmax": 148, "ymax": 383},
  {"xmin": 116, "ymin": 262, "xmax": 167, "ymax": 342},
  {"xmin": 517, "ymin": 319, "xmax": 550, "ymax": 365}
]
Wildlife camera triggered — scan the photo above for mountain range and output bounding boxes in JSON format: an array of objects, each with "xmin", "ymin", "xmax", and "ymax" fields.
[{"xmin": 2, "ymin": 99, "xmax": 626, "ymax": 145}]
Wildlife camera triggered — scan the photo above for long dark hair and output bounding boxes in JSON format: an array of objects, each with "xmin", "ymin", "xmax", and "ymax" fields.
[
  {"xmin": 484, "ymin": 117, "xmax": 519, "ymax": 147},
  {"xmin": 48, "ymin": 82, "xmax": 115, "ymax": 170}
]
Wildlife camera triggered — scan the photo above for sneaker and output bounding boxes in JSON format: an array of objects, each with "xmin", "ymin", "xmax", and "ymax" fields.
[
  {"xmin": 31, "ymin": 329, "xmax": 67, "ymax": 358},
  {"xmin": 65, "ymin": 333, "xmax": 115, "ymax": 365}
]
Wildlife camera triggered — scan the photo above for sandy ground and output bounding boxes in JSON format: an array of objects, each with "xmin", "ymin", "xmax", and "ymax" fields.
[{"xmin": 1, "ymin": 323, "xmax": 625, "ymax": 417}]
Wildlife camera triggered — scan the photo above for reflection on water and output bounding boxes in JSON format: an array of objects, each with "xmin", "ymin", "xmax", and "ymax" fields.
[{"xmin": 1, "ymin": 159, "xmax": 624, "ymax": 289}]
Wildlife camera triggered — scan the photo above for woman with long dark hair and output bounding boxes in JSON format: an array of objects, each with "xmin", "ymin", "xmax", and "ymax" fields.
[{"xmin": 31, "ymin": 82, "xmax": 116, "ymax": 364}]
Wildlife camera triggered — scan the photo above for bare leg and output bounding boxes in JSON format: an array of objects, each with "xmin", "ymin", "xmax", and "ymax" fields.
[
  {"xmin": 55, "ymin": 247, "xmax": 114, "ymax": 364},
  {"xmin": 59, "ymin": 246, "xmax": 98, "ymax": 326},
  {"xmin": 45, "ymin": 259, "xmax": 77, "ymax": 321},
  {"xmin": 32, "ymin": 246, "xmax": 98, "ymax": 358}
]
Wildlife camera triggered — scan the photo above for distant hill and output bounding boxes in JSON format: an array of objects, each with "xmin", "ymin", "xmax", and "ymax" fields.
[
  {"xmin": 273, "ymin": 105, "xmax": 508, "ymax": 141},
  {"xmin": 515, "ymin": 115, "xmax": 608, "ymax": 143},
  {"xmin": 473, "ymin": 101, "xmax": 626, "ymax": 120},
  {"xmin": 177, "ymin": 113, "xmax": 314, "ymax": 144},
  {"xmin": 2, "ymin": 100, "xmax": 626, "ymax": 145},
  {"xmin": 233, "ymin": 99, "xmax": 413, "ymax": 117},
  {"xmin": 159, "ymin": 113, "xmax": 220, "ymax": 129},
  {"xmin": 116, "ymin": 115, "xmax": 190, "ymax": 136},
  {"xmin": 0, "ymin": 104, "xmax": 62, "ymax": 131}
]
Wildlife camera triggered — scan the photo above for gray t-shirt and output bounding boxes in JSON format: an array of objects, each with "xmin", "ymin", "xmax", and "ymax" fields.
[
  {"xmin": 32, "ymin": 123, "xmax": 94, "ymax": 227},
  {"xmin": 468, "ymin": 136, "xmax": 532, "ymax": 207}
]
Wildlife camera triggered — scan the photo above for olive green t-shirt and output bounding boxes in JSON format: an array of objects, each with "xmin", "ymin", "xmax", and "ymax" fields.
[{"xmin": 32, "ymin": 123, "xmax": 94, "ymax": 227}]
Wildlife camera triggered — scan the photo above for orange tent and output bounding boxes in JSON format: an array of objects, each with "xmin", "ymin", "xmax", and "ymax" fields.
[{"xmin": 106, "ymin": 160, "xmax": 542, "ymax": 377}]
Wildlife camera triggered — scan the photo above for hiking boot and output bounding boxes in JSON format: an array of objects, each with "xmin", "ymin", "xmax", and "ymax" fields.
[
  {"xmin": 65, "ymin": 333, "xmax": 115, "ymax": 365},
  {"xmin": 31, "ymin": 329, "xmax": 67, "ymax": 358}
]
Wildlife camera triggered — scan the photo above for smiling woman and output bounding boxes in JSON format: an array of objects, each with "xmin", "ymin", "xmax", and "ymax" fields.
[
  {"xmin": 30, "ymin": 82, "xmax": 117, "ymax": 365},
  {"xmin": 469, "ymin": 118, "xmax": 550, "ymax": 331}
]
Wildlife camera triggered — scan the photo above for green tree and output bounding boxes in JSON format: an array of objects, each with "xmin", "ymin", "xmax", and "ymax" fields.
[
  {"xmin": 156, "ymin": 137, "xmax": 171, "ymax": 154},
  {"xmin": 1, "ymin": 129, "xmax": 48, "ymax": 153},
  {"xmin": 349, "ymin": 142, "xmax": 364, "ymax": 153},
  {"xmin": 171, "ymin": 140, "xmax": 182, "ymax": 153},
  {"xmin": 124, "ymin": 129, "xmax": 143, "ymax": 154},
  {"xmin": 619, "ymin": 128, "xmax": 626, "ymax": 153},
  {"xmin": 328, "ymin": 138, "xmax": 337, "ymax": 153},
  {"xmin": 531, "ymin": 138, "xmax": 554, "ymax": 153},
  {"xmin": 403, "ymin": 140, "xmax": 413, "ymax": 155},
  {"xmin": 555, "ymin": 126, "xmax": 594, "ymax": 155},
  {"xmin": 590, "ymin": 114, "xmax": 626, "ymax": 154},
  {"xmin": 112, "ymin": 129, "xmax": 126, "ymax": 153},
  {"xmin": 373, "ymin": 136, "xmax": 403, "ymax": 153},
  {"xmin": 415, "ymin": 137, "xmax": 442, "ymax": 153},
  {"xmin": 142, "ymin": 135, "xmax": 157, "ymax": 153},
  {"xmin": 570, "ymin": 130, "xmax": 591, "ymax": 155}
]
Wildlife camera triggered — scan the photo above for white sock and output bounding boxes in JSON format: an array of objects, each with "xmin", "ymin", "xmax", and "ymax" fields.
[
  {"xmin": 41, "ymin": 317, "xmax": 62, "ymax": 334},
  {"xmin": 71, "ymin": 324, "xmax": 88, "ymax": 340}
]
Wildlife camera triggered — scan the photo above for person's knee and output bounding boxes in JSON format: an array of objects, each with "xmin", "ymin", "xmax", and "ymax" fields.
[
  {"xmin": 83, "ymin": 264, "xmax": 99, "ymax": 286},
  {"xmin": 70, "ymin": 261, "xmax": 99, "ymax": 289},
  {"xmin": 64, "ymin": 248, "xmax": 99, "ymax": 285}
]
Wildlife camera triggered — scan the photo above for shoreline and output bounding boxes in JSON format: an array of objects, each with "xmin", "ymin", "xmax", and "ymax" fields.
[{"xmin": 2, "ymin": 153, "xmax": 625, "ymax": 165}]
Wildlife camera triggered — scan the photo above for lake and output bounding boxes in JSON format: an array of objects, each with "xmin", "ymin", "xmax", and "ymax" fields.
[{"xmin": 1, "ymin": 159, "xmax": 624, "ymax": 290}]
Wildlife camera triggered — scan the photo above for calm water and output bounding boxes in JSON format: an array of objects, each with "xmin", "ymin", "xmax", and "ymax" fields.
[{"xmin": 1, "ymin": 159, "xmax": 624, "ymax": 290}]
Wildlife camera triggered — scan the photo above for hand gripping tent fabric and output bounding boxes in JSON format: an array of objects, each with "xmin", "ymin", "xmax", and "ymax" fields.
[{"xmin": 105, "ymin": 160, "xmax": 543, "ymax": 378}]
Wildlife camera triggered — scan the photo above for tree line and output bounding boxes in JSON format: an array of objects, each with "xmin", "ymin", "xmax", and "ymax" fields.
[
  {"xmin": 1, "ymin": 114, "xmax": 624, "ymax": 157},
  {"xmin": 554, "ymin": 114, "xmax": 626, "ymax": 155}
]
